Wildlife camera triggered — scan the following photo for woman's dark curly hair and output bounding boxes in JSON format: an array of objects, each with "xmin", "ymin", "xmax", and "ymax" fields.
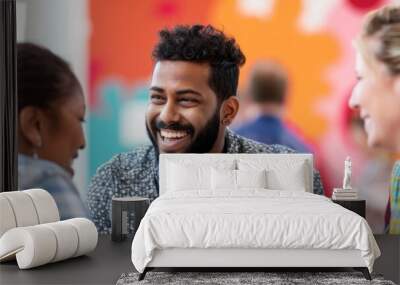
[
  {"xmin": 152, "ymin": 25, "xmax": 246, "ymax": 102},
  {"xmin": 17, "ymin": 43, "xmax": 82, "ymax": 113}
]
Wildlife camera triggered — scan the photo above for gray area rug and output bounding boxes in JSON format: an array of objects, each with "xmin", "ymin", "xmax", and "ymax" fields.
[{"xmin": 117, "ymin": 272, "xmax": 396, "ymax": 285}]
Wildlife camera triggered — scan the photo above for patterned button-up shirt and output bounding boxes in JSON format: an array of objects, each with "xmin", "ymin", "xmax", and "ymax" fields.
[{"xmin": 87, "ymin": 129, "xmax": 324, "ymax": 234}]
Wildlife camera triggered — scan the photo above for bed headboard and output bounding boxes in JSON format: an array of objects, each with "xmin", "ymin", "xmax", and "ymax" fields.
[{"xmin": 159, "ymin": 153, "xmax": 314, "ymax": 195}]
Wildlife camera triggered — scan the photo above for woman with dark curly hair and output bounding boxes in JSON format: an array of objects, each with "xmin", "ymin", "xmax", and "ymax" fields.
[
  {"xmin": 349, "ymin": 6, "xmax": 400, "ymax": 234},
  {"xmin": 17, "ymin": 43, "xmax": 88, "ymax": 220}
]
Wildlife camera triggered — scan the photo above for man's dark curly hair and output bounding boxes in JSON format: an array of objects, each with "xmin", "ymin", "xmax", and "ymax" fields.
[{"xmin": 152, "ymin": 25, "xmax": 246, "ymax": 102}]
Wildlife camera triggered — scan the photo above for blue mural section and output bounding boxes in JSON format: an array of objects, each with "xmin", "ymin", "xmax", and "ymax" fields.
[{"xmin": 88, "ymin": 83, "xmax": 150, "ymax": 179}]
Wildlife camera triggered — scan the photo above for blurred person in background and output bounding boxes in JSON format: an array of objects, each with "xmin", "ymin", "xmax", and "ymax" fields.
[
  {"xmin": 349, "ymin": 5, "xmax": 400, "ymax": 234},
  {"xmin": 17, "ymin": 43, "xmax": 88, "ymax": 220},
  {"xmin": 234, "ymin": 60, "xmax": 312, "ymax": 153}
]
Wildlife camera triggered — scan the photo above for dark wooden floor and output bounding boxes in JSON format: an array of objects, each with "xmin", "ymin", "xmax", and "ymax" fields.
[{"xmin": 0, "ymin": 234, "xmax": 398, "ymax": 284}]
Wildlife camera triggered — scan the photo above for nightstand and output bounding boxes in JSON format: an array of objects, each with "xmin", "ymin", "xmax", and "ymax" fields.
[
  {"xmin": 332, "ymin": 199, "xmax": 366, "ymax": 218},
  {"xmin": 111, "ymin": 196, "xmax": 150, "ymax": 242}
]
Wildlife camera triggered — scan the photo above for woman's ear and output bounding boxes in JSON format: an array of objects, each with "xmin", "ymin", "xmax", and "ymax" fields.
[
  {"xmin": 19, "ymin": 107, "xmax": 42, "ymax": 148},
  {"xmin": 220, "ymin": 96, "xmax": 239, "ymax": 126}
]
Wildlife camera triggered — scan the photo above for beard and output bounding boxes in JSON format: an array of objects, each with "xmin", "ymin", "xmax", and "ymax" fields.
[{"xmin": 146, "ymin": 109, "xmax": 221, "ymax": 155}]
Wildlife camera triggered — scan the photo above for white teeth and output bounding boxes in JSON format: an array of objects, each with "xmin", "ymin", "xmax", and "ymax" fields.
[{"xmin": 160, "ymin": 129, "xmax": 188, "ymax": 139}]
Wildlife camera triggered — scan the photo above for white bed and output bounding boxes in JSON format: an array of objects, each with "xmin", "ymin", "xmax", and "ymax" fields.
[{"xmin": 131, "ymin": 154, "xmax": 380, "ymax": 280}]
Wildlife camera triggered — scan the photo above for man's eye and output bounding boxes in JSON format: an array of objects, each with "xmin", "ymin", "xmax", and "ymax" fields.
[
  {"xmin": 179, "ymin": 98, "xmax": 198, "ymax": 105},
  {"xmin": 150, "ymin": 95, "xmax": 165, "ymax": 104}
]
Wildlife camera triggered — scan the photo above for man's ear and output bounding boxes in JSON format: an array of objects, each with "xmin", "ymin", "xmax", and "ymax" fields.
[
  {"xmin": 19, "ymin": 107, "xmax": 42, "ymax": 148},
  {"xmin": 220, "ymin": 96, "xmax": 239, "ymax": 126}
]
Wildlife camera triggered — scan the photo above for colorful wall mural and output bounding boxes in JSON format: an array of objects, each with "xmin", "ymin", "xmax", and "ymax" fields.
[{"xmin": 88, "ymin": 0, "xmax": 394, "ymax": 233}]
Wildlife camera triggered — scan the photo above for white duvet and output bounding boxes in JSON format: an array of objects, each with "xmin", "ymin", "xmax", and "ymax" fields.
[{"xmin": 131, "ymin": 190, "xmax": 380, "ymax": 273}]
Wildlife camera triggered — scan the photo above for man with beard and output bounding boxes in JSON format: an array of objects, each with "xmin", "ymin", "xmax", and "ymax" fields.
[{"xmin": 87, "ymin": 25, "xmax": 324, "ymax": 234}]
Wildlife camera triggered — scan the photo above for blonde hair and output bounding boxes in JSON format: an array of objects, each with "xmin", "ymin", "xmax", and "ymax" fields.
[{"xmin": 356, "ymin": 5, "xmax": 400, "ymax": 75}]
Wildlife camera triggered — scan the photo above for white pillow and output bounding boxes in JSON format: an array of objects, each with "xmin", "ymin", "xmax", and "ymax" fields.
[
  {"xmin": 166, "ymin": 159, "xmax": 236, "ymax": 192},
  {"xmin": 236, "ymin": 169, "xmax": 267, "ymax": 189},
  {"xmin": 167, "ymin": 162, "xmax": 210, "ymax": 191},
  {"xmin": 211, "ymin": 168, "xmax": 267, "ymax": 191},
  {"xmin": 211, "ymin": 168, "xmax": 236, "ymax": 190},
  {"xmin": 237, "ymin": 158, "xmax": 309, "ymax": 192}
]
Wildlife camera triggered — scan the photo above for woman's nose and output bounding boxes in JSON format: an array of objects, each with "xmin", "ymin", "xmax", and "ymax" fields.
[
  {"xmin": 349, "ymin": 87, "xmax": 360, "ymax": 110},
  {"xmin": 78, "ymin": 127, "xmax": 86, "ymax": 150}
]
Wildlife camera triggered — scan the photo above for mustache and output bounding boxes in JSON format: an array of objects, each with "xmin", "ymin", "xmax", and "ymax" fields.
[{"xmin": 155, "ymin": 120, "xmax": 194, "ymax": 134}]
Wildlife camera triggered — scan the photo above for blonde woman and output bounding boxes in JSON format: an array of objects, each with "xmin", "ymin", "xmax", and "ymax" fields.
[{"xmin": 349, "ymin": 5, "xmax": 400, "ymax": 234}]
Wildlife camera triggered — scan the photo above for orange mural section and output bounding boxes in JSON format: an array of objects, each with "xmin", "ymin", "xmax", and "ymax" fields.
[
  {"xmin": 89, "ymin": 0, "xmax": 215, "ymax": 106},
  {"xmin": 209, "ymin": 0, "xmax": 339, "ymax": 141}
]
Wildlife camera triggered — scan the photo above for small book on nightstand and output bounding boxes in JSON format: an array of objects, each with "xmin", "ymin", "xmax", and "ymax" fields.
[{"xmin": 331, "ymin": 188, "xmax": 358, "ymax": 200}]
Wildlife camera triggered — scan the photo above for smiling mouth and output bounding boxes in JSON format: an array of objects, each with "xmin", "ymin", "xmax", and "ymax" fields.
[
  {"xmin": 158, "ymin": 129, "xmax": 191, "ymax": 152},
  {"xmin": 361, "ymin": 115, "xmax": 370, "ymax": 124},
  {"xmin": 160, "ymin": 129, "xmax": 189, "ymax": 139}
]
